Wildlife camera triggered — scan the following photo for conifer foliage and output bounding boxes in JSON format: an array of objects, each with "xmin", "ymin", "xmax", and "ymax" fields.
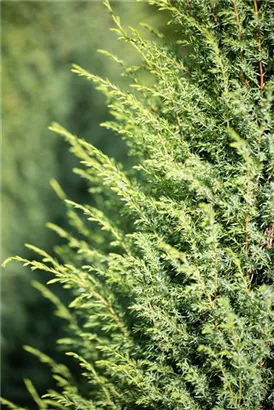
[{"xmin": 2, "ymin": 1, "xmax": 274, "ymax": 409}]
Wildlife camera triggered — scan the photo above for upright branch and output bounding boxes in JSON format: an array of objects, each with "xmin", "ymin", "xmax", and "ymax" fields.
[{"xmin": 254, "ymin": 0, "xmax": 265, "ymax": 91}]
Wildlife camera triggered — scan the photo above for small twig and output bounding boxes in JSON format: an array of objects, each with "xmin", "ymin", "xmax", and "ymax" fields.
[
  {"xmin": 232, "ymin": 0, "xmax": 242, "ymax": 40},
  {"xmin": 254, "ymin": 0, "xmax": 265, "ymax": 92},
  {"xmin": 210, "ymin": 0, "xmax": 218, "ymax": 24},
  {"xmin": 244, "ymin": 168, "xmax": 250, "ymax": 256}
]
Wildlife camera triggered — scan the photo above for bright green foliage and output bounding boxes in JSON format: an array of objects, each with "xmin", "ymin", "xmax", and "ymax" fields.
[
  {"xmin": 3, "ymin": 1, "xmax": 274, "ymax": 409},
  {"xmin": 1, "ymin": 2, "xmax": 163, "ymax": 405}
]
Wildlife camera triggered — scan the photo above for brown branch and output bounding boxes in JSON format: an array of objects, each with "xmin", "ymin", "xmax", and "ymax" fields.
[
  {"xmin": 232, "ymin": 0, "xmax": 247, "ymax": 87},
  {"xmin": 244, "ymin": 166, "xmax": 251, "ymax": 287},
  {"xmin": 244, "ymin": 169, "xmax": 250, "ymax": 255},
  {"xmin": 210, "ymin": 0, "xmax": 218, "ymax": 24},
  {"xmin": 214, "ymin": 248, "xmax": 219, "ymax": 302},
  {"xmin": 237, "ymin": 377, "xmax": 243, "ymax": 406},
  {"xmin": 200, "ymin": 277, "xmax": 219, "ymax": 330},
  {"xmin": 186, "ymin": 0, "xmax": 192, "ymax": 11},
  {"xmin": 232, "ymin": 0, "xmax": 242, "ymax": 40},
  {"xmin": 254, "ymin": 0, "xmax": 265, "ymax": 92}
]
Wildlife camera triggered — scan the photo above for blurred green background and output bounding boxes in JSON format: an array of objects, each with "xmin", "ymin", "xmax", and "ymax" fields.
[{"xmin": 1, "ymin": 2, "xmax": 165, "ymax": 407}]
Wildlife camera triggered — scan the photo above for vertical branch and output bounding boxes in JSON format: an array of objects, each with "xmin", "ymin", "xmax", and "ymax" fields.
[
  {"xmin": 244, "ymin": 173, "xmax": 249, "ymax": 255},
  {"xmin": 259, "ymin": 302, "xmax": 270, "ymax": 392},
  {"xmin": 200, "ymin": 277, "xmax": 219, "ymax": 330},
  {"xmin": 232, "ymin": 0, "xmax": 247, "ymax": 87},
  {"xmin": 254, "ymin": 0, "xmax": 265, "ymax": 146},
  {"xmin": 210, "ymin": 0, "xmax": 218, "ymax": 24},
  {"xmin": 237, "ymin": 377, "xmax": 243, "ymax": 407},
  {"xmin": 254, "ymin": 0, "xmax": 265, "ymax": 92},
  {"xmin": 232, "ymin": 0, "xmax": 242, "ymax": 40},
  {"xmin": 221, "ymin": 366, "xmax": 235, "ymax": 402},
  {"xmin": 214, "ymin": 245, "xmax": 219, "ymax": 302},
  {"xmin": 244, "ymin": 165, "xmax": 251, "ymax": 286}
]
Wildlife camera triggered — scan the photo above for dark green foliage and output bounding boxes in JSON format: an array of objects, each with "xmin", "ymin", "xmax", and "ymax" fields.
[{"xmin": 2, "ymin": 1, "xmax": 274, "ymax": 409}]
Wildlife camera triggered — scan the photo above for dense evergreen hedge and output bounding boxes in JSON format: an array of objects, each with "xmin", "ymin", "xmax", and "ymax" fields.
[{"xmin": 2, "ymin": 1, "xmax": 274, "ymax": 409}]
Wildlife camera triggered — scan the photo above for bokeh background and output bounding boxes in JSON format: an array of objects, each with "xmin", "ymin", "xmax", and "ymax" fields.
[{"xmin": 1, "ymin": 2, "xmax": 166, "ymax": 407}]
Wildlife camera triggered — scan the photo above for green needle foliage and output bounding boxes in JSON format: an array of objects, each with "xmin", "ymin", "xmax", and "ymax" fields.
[
  {"xmin": 2, "ymin": 1, "xmax": 274, "ymax": 409},
  {"xmin": 1, "ymin": 2, "xmax": 164, "ymax": 405}
]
